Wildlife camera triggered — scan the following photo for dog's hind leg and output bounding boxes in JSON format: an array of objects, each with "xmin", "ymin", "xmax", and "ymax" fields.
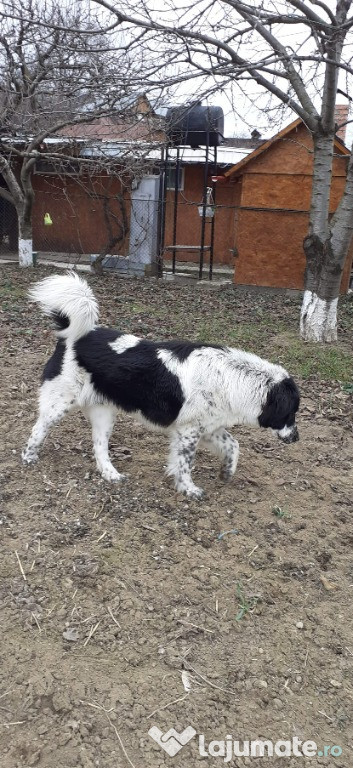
[
  {"xmin": 86, "ymin": 405, "xmax": 125, "ymax": 483},
  {"xmin": 167, "ymin": 426, "xmax": 204, "ymax": 499},
  {"xmin": 200, "ymin": 428, "xmax": 239, "ymax": 481},
  {"xmin": 22, "ymin": 380, "xmax": 76, "ymax": 464}
]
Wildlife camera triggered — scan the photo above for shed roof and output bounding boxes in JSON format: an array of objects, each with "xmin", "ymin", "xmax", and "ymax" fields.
[
  {"xmin": 79, "ymin": 142, "xmax": 252, "ymax": 166},
  {"xmin": 225, "ymin": 118, "xmax": 350, "ymax": 178}
]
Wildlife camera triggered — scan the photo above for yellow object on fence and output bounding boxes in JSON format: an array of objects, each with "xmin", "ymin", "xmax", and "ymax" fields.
[{"xmin": 44, "ymin": 213, "xmax": 53, "ymax": 226}]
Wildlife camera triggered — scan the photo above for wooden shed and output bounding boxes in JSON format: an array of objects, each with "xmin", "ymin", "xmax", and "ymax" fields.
[{"xmin": 225, "ymin": 118, "xmax": 353, "ymax": 293}]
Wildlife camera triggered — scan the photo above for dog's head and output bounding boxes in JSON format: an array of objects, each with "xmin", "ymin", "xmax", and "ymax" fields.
[{"xmin": 258, "ymin": 376, "xmax": 300, "ymax": 443}]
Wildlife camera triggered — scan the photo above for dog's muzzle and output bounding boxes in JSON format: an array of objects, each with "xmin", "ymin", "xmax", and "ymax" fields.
[{"xmin": 277, "ymin": 425, "xmax": 299, "ymax": 444}]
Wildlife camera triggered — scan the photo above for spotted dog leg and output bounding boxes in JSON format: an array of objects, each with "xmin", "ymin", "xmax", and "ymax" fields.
[
  {"xmin": 167, "ymin": 427, "xmax": 204, "ymax": 499},
  {"xmin": 201, "ymin": 428, "xmax": 239, "ymax": 481},
  {"xmin": 86, "ymin": 404, "xmax": 125, "ymax": 483}
]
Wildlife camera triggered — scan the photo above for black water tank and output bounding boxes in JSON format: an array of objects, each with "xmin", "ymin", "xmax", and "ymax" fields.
[{"xmin": 166, "ymin": 104, "xmax": 224, "ymax": 147}]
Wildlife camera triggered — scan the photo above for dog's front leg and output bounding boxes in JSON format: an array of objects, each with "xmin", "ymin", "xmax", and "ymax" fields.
[
  {"xmin": 167, "ymin": 427, "xmax": 204, "ymax": 499},
  {"xmin": 201, "ymin": 428, "xmax": 239, "ymax": 481}
]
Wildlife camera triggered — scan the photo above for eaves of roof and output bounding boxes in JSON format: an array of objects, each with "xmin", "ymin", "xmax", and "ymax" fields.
[{"xmin": 225, "ymin": 117, "xmax": 350, "ymax": 178}]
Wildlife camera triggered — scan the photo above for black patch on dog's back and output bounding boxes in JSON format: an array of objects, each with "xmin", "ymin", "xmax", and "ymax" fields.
[
  {"xmin": 42, "ymin": 340, "xmax": 66, "ymax": 382},
  {"xmin": 157, "ymin": 340, "xmax": 222, "ymax": 362},
  {"xmin": 259, "ymin": 377, "xmax": 300, "ymax": 430},
  {"xmin": 75, "ymin": 328, "xmax": 185, "ymax": 427}
]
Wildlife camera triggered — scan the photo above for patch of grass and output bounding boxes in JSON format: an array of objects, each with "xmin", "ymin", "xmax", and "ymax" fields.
[
  {"xmin": 339, "ymin": 297, "xmax": 353, "ymax": 333},
  {"xmin": 130, "ymin": 302, "xmax": 154, "ymax": 314},
  {"xmin": 227, "ymin": 322, "xmax": 279, "ymax": 350},
  {"xmin": 0, "ymin": 278, "xmax": 25, "ymax": 298},
  {"xmin": 274, "ymin": 336, "xmax": 353, "ymax": 383},
  {"xmin": 235, "ymin": 582, "xmax": 259, "ymax": 621},
  {"xmin": 192, "ymin": 315, "xmax": 278, "ymax": 350},
  {"xmin": 342, "ymin": 383, "xmax": 353, "ymax": 394},
  {"xmin": 272, "ymin": 505, "xmax": 291, "ymax": 520}
]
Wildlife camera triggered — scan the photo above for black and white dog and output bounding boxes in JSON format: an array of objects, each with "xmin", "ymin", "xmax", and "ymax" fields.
[{"xmin": 22, "ymin": 273, "xmax": 300, "ymax": 499}]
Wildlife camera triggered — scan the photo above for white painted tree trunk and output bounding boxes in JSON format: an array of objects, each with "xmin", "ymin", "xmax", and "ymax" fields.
[
  {"xmin": 18, "ymin": 237, "xmax": 33, "ymax": 267},
  {"xmin": 300, "ymin": 290, "xmax": 338, "ymax": 342},
  {"xmin": 300, "ymin": 128, "xmax": 353, "ymax": 343}
]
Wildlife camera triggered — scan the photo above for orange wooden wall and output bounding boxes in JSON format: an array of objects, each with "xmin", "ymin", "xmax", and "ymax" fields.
[{"xmin": 230, "ymin": 122, "xmax": 352, "ymax": 293}]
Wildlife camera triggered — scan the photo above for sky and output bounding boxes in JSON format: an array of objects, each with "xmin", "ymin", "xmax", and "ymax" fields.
[
  {"xmin": 70, "ymin": 0, "xmax": 353, "ymax": 146},
  {"xmin": 104, "ymin": 0, "xmax": 353, "ymax": 146}
]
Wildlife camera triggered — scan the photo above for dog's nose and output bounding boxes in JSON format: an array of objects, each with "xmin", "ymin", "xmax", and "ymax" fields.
[
  {"xmin": 279, "ymin": 425, "xmax": 299, "ymax": 443},
  {"xmin": 290, "ymin": 425, "xmax": 299, "ymax": 442}
]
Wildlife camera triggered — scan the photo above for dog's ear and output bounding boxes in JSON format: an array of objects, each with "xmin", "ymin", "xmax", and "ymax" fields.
[{"xmin": 259, "ymin": 377, "xmax": 300, "ymax": 430}]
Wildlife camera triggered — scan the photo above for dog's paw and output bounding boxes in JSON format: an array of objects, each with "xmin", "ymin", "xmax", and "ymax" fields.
[
  {"xmin": 179, "ymin": 484, "xmax": 205, "ymax": 500},
  {"xmin": 219, "ymin": 459, "xmax": 237, "ymax": 482},
  {"xmin": 219, "ymin": 467, "xmax": 235, "ymax": 482},
  {"xmin": 101, "ymin": 468, "xmax": 127, "ymax": 483},
  {"xmin": 22, "ymin": 448, "xmax": 38, "ymax": 465},
  {"xmin": 187, "ymin": 488, "xmax": 205, "ymax": 500}
]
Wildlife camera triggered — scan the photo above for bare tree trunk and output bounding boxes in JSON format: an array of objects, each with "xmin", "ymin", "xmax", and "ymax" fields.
[
  {"xmin": 300, "ymin": 290, "xmax": 339, "ymax": 343},
  {"xmin": 300, "ymin": 132, "xmax": 342, "ymax": 342},
  {"xmin": 0, "ymin": 158, "xmax": 34, "ymax": 266},
  {"xmin": 300, "ymin": 233, "xmax": 342, "ymax": 342},
  {"xmin": 18, "ymin": 215, "xmax": 33, "ymax": 267},
  {"xmin": 17, "ymin": 189, "xmax": 34, "ymax": 268},
  {"xmin": 18, "ymin": 163, "xmax": 35, "ymax": 268}
]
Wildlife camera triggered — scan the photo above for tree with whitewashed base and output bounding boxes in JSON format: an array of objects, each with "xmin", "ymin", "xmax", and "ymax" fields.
[{"xmin": 93, "ymin": 0, "xmax": 353, "ymax": 342}]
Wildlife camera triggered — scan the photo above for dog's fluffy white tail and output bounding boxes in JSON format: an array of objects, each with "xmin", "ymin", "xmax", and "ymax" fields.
[{"xmin": 29, "ymin": 272, "xmax": 99, "ymax": 341}]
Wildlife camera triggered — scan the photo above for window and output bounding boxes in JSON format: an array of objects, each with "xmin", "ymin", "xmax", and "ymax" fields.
[
  {"xmin": 35, "ymin": 158, "xmax": 80, "ymax": 176},
  {"xmin": 166, "ymin": 166, "xmax": 185, "ymax": 191}
]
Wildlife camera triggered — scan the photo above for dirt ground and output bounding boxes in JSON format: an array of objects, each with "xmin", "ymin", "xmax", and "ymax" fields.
[{"xmin": 1, "ymin": 264, "xmax": 353, "ymax": 768}]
